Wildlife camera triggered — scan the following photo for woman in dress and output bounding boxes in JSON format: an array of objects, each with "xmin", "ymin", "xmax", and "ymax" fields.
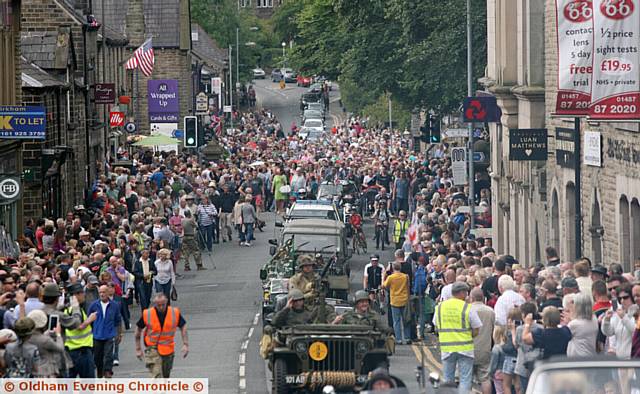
[{"xmin": 271, "ymin": 167, "xmax": 288, "ymax": 214}]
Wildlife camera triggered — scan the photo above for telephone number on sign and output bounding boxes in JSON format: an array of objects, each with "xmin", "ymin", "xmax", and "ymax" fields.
[
  {"xmin": 592, "ymin": 104, "xmax": 637, "ymax": 114},
  {"xmin": 559, "ymin": 100, "xmax": 590, "ymax": 109}
]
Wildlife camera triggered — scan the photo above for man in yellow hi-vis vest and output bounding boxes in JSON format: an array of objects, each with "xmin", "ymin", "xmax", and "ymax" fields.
[
  {"xmin": 392, "ymin": 210, "xmax": 409, "ymax": 250},
  {"xmin": 433, "ymin": 282, "xmax": 482, "ymax": 393}
]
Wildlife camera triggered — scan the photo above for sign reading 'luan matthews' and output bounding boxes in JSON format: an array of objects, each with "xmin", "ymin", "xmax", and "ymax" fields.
[{"xmin": 509, "ymin": 129, "xmax": 548, "ymax": 161}]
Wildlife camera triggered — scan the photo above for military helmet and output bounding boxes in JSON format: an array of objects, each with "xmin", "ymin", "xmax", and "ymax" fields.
[
  {"xmin": 288, "ymin": 289, "xmax": 304, "ymax": 301},
  {"xmin": 13, "ymin": 317, "xmax": 35, "ymax": 338},
  {"xmin": 297, "ymin": 254, "xmax": 316, "ymax": 268},
  {"xmin": 354, "ymin": 290, "xmax": 370, "ymax": 303}
]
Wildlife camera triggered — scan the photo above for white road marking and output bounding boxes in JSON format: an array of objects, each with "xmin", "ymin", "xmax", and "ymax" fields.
[
  {"xmin": 239, "ymin": 365, "xmax": 245, "ymax": 377},
  {"xmin": 239, "ymin": 353, "xmax": 245, "ymax": 365},
  {"xmin": 239, "ymin": 378, "xmax": 246, "ymax": 390},
  {"xmin": 248, "ymin": 327, "xmax": 254, "ymax": 338},
  {"xmin": 192, "ymin": 284, "xmax": 218, "ymax": 288},
  {"xmin": 253, "ymin": 313, "xmax": 260, "ymax": 325},
  {"xmin": 241, "ymin": 340, "xmax": 249, "ymax": 350}
]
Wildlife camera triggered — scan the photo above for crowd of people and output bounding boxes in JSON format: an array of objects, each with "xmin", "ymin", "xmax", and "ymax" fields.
[{"xmin": 0, "ymin": 101, "xmax": 636, "ymax": 394}]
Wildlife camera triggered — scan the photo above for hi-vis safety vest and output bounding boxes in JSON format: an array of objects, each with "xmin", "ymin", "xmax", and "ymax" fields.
[
  {"xmin": 64, "ymin": 308, "xmax": 93, "ymax": 350},
  {"xmin": 435, "ymin": 298, "xmax": 473, "ymax": 353},
  {"xmin": 393, "ymin": 220, "xmax": 409, "ymax": 243},
  {"xmin": 143, "ymin": 306, "xmax": 180, "ymax": 356}
]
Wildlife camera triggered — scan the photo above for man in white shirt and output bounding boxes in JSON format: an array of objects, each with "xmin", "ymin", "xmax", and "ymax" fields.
[{"xmin": 494, "ymin": 275, "xmax": 525, "ymax": 326}]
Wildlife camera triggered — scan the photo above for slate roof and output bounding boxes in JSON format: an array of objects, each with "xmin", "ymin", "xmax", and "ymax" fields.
[
  {"xmin": 21, "ymin": 33, "xmax": 61, "ymax": 70},
  {"xmin": 21, "ymin": 58, "xmax": 68, "ymax": 89},
  {"xmin": 90, "ymin": 0, "xmax": 181, "ymax": 48},
  {"xmin": 191, "ymin": 24, "xmax": 228, "ymax": 71}
]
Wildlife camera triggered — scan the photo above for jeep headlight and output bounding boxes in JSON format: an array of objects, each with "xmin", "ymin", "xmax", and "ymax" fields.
[
  {"xmin": 295, "ymin": 341, "xmax": 308, "ymax": 353},
  {"xmin": 356, "ymin": 341, "xmax": 369, "ymax": 353}
]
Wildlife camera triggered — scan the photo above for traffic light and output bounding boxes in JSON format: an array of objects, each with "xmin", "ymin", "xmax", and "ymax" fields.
[
  {"xmin": 184, "ymin": 116, "xmax": 198, "ymax": 148},
  {"xmin": 429, "ymin": 115, "xmax": 441, "ymax": 143},
  {"xmin": 419, "ymin": 122, "xmax": 430, "ymax": 143}
]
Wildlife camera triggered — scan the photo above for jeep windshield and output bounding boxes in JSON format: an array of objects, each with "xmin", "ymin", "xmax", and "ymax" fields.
[
  {"xmin": 528, "ymin": 365, "xmax": 640, "ymax": 394},
  {"xmin": 284, "ymin": 234, "xmax": 340, "ymax": 253},
  {"xmin": 288, "ymin": 209, "xmax": 338, "ymax": 220}
]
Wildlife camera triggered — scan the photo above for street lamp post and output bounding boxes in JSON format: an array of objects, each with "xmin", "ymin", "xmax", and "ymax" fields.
[{"xmin": 282, "ymin": 42, "xmax": 286, "ymax": 68}]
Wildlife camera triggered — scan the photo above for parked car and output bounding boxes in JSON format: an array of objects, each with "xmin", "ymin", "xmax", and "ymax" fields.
[
  {"xmin": 306, "ymin": 102, "xmax": 325, "ymax": 113},
  {"xmin": 252, "ymin": 67, "xmax": 265, "ymax": 79},
  {"xmin": 282, "ymin": 68, "xmax": 297, "ymax": 83},
  {"xmin": 271, "ymin": 68, "xmax": 283, "ymax": 82},
  {"xmin": 296, "ymin": 75, "xmax": 313, "ymax": 87}
]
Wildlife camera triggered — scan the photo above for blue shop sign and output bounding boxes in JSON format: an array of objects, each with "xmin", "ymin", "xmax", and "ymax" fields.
[{"xmin": 0, "ymin": 106, "xmax": 46, "ymax": 140}]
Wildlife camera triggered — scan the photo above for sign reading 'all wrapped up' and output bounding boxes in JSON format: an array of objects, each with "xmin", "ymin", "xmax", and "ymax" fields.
[
  {"xmin": 555, "ymin": 0, "xmax": 593, "ymax": 115},
  {"xmin": 590, "ymin": 0, "xmax": 640, "ymax": 119}
]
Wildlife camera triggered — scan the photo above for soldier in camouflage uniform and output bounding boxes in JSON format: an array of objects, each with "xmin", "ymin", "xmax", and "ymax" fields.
[
  {"xmin": 332, "ymin": 290, "xmax": 391, "ymax": 334},
  {"xmin": 288, "ymin": 255, "xmax": 318, "ymax": 302},
  {"xmin": 273, "ymin": 289, "xmax": 333, "ymax": 328},
  {"xmin": 180, "ymin": 211, "xmax": 204, "ymax": 271}
]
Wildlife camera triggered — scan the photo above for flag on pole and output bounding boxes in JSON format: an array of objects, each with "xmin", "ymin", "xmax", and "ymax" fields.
[{"xmin": 124, "ymin": 38, "xmax": 154, "ymax": 77}]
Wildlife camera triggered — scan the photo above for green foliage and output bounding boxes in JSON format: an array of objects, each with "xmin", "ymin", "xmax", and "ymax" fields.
[
  {"xmin": 361, "ymin": 93, "xmax": 412, "ymax": 130},
  {"xmin": 272, "ymin": 0, "xmax": 487, "ymax": 118}
]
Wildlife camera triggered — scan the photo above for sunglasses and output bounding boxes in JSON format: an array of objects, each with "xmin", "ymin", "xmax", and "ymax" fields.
[{"xmin": 618, "ymin": 294, "xmax": 631, "ymax": 301}]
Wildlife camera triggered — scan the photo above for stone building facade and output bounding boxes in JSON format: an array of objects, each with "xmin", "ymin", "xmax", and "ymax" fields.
[
  {"xmin": 485, "ymin": 0, "xmax": 640, "ymax": 269},
  {"xmin": 239, "ymin": 0, "xmax": 283, "ymax": 19},
  {"xmin": 0, "ymin": 0, "xmax": 25, "ymax": 241},
  {"xmin": 482, "ymin": 0, "xmax": 547, "ymax": 266},
  {"xmin": 543, "ymin": 0, "xmax": 640, "ymax": 270}
]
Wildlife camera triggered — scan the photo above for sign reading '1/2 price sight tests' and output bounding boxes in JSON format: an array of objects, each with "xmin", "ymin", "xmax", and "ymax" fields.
[{"xmin": 590, "ymin": 0, "xmax": 640, "ymax": 119}]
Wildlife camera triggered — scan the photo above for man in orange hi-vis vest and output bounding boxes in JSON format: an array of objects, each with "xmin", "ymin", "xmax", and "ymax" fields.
[{"xmin": 134, "ymin": 293, "xmax": 189, "ymax": 378}]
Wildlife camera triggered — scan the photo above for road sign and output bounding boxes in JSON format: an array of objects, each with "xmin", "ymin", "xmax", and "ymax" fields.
[
  {"xmin": 223, "ymin": 105, "xmax": 232, "ymax": 113},
  {"xmin": 473, "ymin": 152, "xmax": 486, "ymax": 163},
  {"xmin": 444, "ymin": 128, "xmax": 468, "ymax": 138},
  {"xmin": 451, "ymin": 147, "xmax": 468, "ymax": 186},
  {"xmin": 196, "ymin": 92, "xmax": 208, "ymax": 114},
  {"xmin": 463, "ymin": 96, "xmax": 500, "ymax": 123},
  {"xmin": 109, "ymin": 112, "xmax": 125, "ymax": 127}
]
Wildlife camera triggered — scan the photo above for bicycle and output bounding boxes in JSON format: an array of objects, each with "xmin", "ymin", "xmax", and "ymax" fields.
[
  {"xmin": 374, "ymin": 219, "xmax": 389, "ymax": 251},
  {"xmin": 352, "ymin": 225, "xmax": 368, "ymax": 254}
]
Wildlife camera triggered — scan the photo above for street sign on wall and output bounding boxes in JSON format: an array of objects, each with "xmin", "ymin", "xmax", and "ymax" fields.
[
  {"xmin": 451, "ymin": 147, "xmax": 468, "ymax": 186},
  {"xmin": 0, "ymin": 176, "xmax": 22, "ymax": 204},
  {"xmin": 0, "ymin": 106, "xmax": 46, "ymax": 140},
  {"xmin": 509, "ymin": 128, "xmax": 548, "ymax": 161},
  {"xmin": 196, "ymin": 92, "xmax": 208, "ymax": 114},
  {"xmin": 556, "ymin": 127, "xmax": 576, "ymax": 168}
]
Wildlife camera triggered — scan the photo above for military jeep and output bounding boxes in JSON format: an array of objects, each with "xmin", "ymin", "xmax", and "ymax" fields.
[
  {"xmin": 271, "ymin": 219, "xmax": 351, "ymax": 299},
  {"xmin": 269, "ymin": 324, "xmax": 389, "ymax": 393}
]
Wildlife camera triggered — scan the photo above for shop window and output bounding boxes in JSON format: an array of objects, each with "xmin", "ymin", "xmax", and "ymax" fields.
[
  {"xmin": 551, "ymin": 189, "xmax": 560, "ymax": 253},
  {"xmin": 591, "ymin": 194, "xmax": 603, "ymax": 265}
]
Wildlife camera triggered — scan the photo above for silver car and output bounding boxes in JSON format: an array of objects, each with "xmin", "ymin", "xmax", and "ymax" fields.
[
  {"xmin": 302, "ymin": 119, "xmax": 324, "ymax": 133},
  {"xmin": 302, "ymin": 109, "xmax": 324, "ymax": 123}
]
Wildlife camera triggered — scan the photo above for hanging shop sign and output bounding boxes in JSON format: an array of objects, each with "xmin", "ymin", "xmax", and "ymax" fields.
[
  {"xmin": 509, "ymin": 129, "xmax": 548, "ymax": 161},
  {"xmin": 94, "ymin": 83, "xmax": 116, "ymax": 104},
  {"xmin": 148, "ymin": 80, "xmax": 179, "ymax": 123},
  {"xmin": 0, "ymin": 176, "xmax": 22, "ymax": 205},
  {"xmin": 554, "ymin": 0, "xmax": 593, "ymax": 115},
  {"xmin": 0, "ymin": 106, "xmax": 46, "ymax": 140},
  {"xmin": 590, "ymin": 0, "xmax": 640, "ymax": 119}
]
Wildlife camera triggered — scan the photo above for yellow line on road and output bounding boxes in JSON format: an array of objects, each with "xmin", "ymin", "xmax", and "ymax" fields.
[{"xmin": 411, "ymin": 343, "xmax": 442, "ymax": 373}]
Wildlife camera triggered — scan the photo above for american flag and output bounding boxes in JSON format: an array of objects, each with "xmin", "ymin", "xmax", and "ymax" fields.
[{"xmin": 124, "ymin": 38, "xmax": 154, "ymax": 76}]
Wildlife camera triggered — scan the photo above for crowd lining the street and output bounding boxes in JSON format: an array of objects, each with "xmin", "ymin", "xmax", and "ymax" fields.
[{"xmin": 0, "ymin": 106, "xmax": 636, "ymax": 394}]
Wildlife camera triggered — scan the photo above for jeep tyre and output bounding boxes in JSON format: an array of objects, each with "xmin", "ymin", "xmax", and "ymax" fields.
[{"xmin": 272, "ymin": 358, "xmax": 289, "ymax": 394}]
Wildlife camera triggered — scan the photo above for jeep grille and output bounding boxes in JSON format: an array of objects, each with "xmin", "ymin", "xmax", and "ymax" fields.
[{"xmin": 309, "ymin": 340, "xmax": 356, "ymax": 371}]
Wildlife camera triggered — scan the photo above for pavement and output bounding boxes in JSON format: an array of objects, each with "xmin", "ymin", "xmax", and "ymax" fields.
[{"xmin": 115, "ymin": 79, "xmax": 443, "ymax": 393}]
